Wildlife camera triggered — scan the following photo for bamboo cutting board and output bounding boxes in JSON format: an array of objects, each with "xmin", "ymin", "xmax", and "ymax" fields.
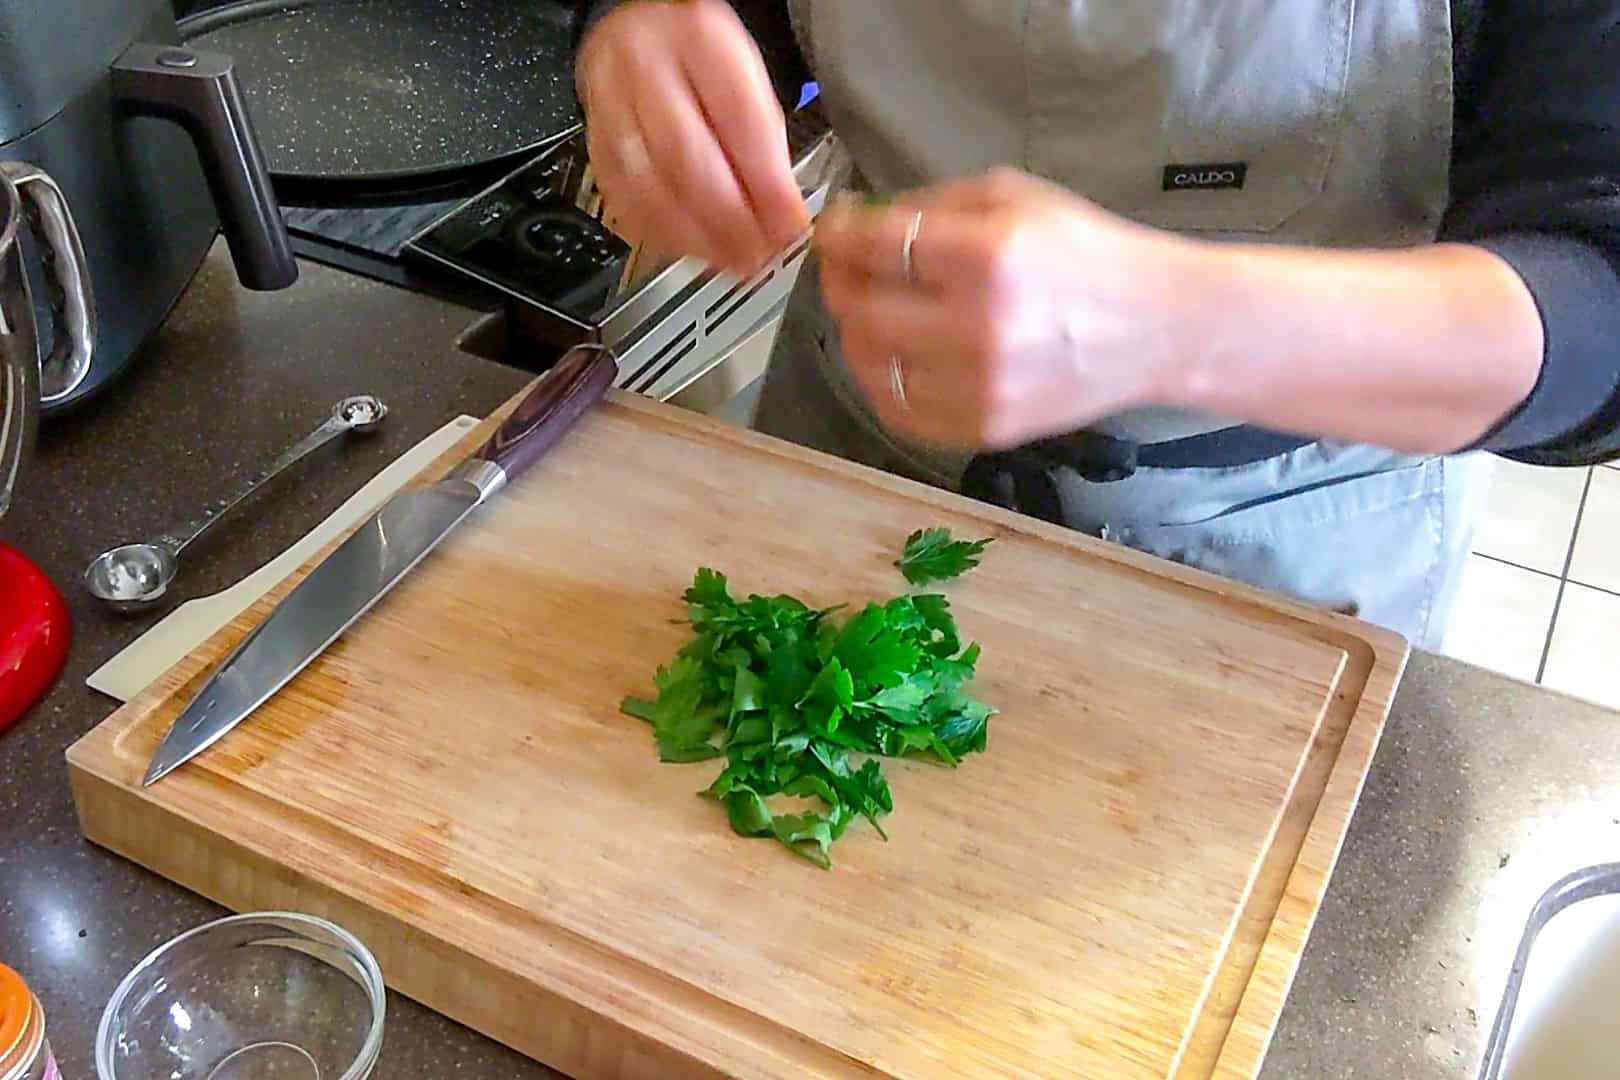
[{"xmin": 68, "ymin": 387, "xmax": 1406, "ymax": 1079}]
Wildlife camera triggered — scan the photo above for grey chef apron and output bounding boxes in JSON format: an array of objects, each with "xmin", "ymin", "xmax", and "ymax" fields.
[{"xmin": 751, "ymin": 0, "xmax": 1496, "ymax": 649}]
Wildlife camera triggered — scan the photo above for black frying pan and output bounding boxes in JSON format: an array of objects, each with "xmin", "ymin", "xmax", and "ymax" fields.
[{"xmin": 179, "ymin": 0, "xmax": 582, "ymax": 205}]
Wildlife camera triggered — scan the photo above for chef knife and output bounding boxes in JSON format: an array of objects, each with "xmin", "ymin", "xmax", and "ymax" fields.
[{"xmin": 143, "ymin": 344, "xmax": 618, "ymax": 786}]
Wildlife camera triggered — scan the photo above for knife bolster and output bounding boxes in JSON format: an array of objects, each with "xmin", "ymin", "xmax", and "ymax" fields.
[{"xmin": 448, "ymin": 458, "xmax": 507, "ymax": 502}]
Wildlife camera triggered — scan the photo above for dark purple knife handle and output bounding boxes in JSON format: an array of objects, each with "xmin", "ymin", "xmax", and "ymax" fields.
[{"xmin": 475, "ymin": 344, "xmax": 619, "ymax": 479}]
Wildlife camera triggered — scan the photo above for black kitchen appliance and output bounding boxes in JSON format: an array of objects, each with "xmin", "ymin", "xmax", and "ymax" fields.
[
  {"xmin": 172, "ymin": 0, "xmax": 843, "ymax": 402},
  {"xmin": 0, "ymin": 0, "xmax": 296, "ymax": 417},
  {"xmin": 173, "ymin": 0, "xmax": 592, "ymax": 317},
  {"xmin": 176, "ymin": 0, "xmax": 584, "ymax": 206},
  {"xmin": 400, "ymin": 117, "xmax": 845, "ymax": 401}
]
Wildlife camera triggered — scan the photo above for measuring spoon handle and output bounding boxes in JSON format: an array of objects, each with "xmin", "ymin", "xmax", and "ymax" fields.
[{"xmin": 159, "ymin": 410, "xmax": 355, "ymax": 557}]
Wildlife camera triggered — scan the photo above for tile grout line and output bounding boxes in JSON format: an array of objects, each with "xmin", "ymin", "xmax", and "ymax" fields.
[
  {"xmin": 1471, "ymin": 552, "xmax": 1620, "ymax": 600},
  {"xmin": 1535, "ymin": 467, "xmax": 1596, "ymax": 684},
  {"xmin": 1472, "ymin": 551, "xmax": 1563, "ymax": 581},
  {"xmin": 1557, "ymin": 579, "xmax": 1620, "ymax": 602}
]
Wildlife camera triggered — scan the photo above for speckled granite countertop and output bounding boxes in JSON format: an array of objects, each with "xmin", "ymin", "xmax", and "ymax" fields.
[{"xmin": 3, "ymin": 242, "xmax": 1618, "ymax": 1079}]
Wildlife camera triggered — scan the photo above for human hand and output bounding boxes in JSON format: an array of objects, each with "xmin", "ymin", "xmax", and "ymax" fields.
[
  {"xmin": 576, "ymin": 0, "xmax": 810, "ymax": 277},
  {"xmin": 813, "ymin": 169, "xmax": 1202, "ymax": 450}
]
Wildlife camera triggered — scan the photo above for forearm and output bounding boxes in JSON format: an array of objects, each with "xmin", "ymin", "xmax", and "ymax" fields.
[{"xmin": 1163, "ymin": 240, "xmax": 1546, "ymax": 455}]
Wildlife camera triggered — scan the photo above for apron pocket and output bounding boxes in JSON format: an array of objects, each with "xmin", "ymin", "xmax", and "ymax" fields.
[
  {"xmin": 1120, "ymin": 458, "xmax": 1446, "ymax": 643},
  {"xmin": 1093, "ymin": 0, "xmax": 1357, "ymax": 235}
]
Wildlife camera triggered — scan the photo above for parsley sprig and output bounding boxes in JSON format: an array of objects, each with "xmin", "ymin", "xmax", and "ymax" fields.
[{"xmin": 895, "ymin": 527, "xmax": 995, "ymax": 586}]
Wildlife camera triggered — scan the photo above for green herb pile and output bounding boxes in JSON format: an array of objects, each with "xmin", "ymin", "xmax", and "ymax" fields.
[{"xmin": 621, "ymin": 529, "xmax": 996, "ymax": 868}]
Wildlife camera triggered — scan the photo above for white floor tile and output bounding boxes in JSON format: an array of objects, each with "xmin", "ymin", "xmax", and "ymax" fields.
[
  {"xmin": 1569, "ymin": 467, "xmax": 1620, "ymax": 593},
  {"xmin": 1439, "ymin": 556, "xmax": 1560, "ymax": 683},
  {"xmin": 1542, "ymin": 584, "xmax": 1620, "ymax": 710},
  {"xmin": 1471, "ymin": 461, "xmax": 1589, "ymax": 576}
]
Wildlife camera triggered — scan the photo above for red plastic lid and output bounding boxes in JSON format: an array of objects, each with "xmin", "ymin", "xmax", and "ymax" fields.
[{"xmin": 0, "ymin": 543, "xmax": 70, "ymax": 733}]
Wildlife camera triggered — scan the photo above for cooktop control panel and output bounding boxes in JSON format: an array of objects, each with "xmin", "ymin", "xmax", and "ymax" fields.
[{"xmin": 404, "ymin": 136, "xmax": 631, "ymax": 338}]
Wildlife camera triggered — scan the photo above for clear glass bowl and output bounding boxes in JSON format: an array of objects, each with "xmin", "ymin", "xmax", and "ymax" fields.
[{"xmin": 96, "ymin": 912, "xmax": 386, "ymax": 1080}]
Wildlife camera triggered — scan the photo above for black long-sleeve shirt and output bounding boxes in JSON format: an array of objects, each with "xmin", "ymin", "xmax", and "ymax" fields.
[{"xmin": 576, "ymin": 0, "xmax": 1620, "ymax": 466}]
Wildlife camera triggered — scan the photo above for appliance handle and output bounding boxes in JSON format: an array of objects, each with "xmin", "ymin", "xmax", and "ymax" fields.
[
  {"xmin": 0, "ymin": 162, "xmax": 97, "ymax": 405},
  {"xmin": 111, "ymin": 42, "xmax": 297, "ymax": 291}
]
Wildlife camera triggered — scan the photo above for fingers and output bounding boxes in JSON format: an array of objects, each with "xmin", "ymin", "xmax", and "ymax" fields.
[
  {"xmin": 836, "ymin": 325, "xmax": 967, "ymax": 445},
  {"xmin": 577, "ymin": 0, "xmax": 802, "ymax": 277},
  {"xmin": 814, "ymin": 205, "xmax": 997, "ymax": 292},
  {"xmin": 822, "ymin": 261, "xmax": 999, "ymax": 446},
  {"xmin": 682, "ymin": 33, "xmax": 809, "ymax": 252},
  {"xmin": 585, "ymin": 81, "xmax": 723, "ymax": 267},
  {"xmin": 635, "ymin": 68, "xmax": 774, "ymax": 272},
  {"xmin": 813, "ymin": 164, "xmax": 1070, "ymax": 287},
  {"xmin": 819, "ymin": 262, "xmax": 988, "ymax": 369},
  {"xmin": 811, "ymin": 167, "xmax": 1133, "ymax": 451}
]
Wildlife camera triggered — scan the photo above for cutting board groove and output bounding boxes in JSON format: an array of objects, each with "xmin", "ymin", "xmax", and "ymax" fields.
[{"xmin": 69, "ymin": 387, "xmax": 1405, "ymax": 1079}]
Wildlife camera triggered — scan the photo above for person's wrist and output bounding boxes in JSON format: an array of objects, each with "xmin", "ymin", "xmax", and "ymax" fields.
[{"xmin": 1142, "ymin": 233, "xmax": 1250, "ymax": 415}]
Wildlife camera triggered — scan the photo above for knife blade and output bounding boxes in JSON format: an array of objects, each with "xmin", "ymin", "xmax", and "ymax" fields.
[{"xmin": 143, "ymin": 344, "xmax": 618, "ymax": 786}]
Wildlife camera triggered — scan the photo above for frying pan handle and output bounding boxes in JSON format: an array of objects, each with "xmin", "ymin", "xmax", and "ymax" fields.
[{"xmin": 111, "ymin": 42, "xmax": 298, "ymax": 291}]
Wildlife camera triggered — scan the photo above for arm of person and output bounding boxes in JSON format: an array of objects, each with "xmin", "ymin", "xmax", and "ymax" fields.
[
  {"xmin": 1436, "ymin": 0, "xmax": 1620, "ymax": 465},
  {"xmin": 1181, "ymin": 0, "xmax": 1620, "ymax": 460},
  {"xmin": 814, "ymin": 1, "xmax": 1620, "ymax": 458},
  {"xmin": 812, "ymin": 177, "xmax": 1539, "ymax": 454},
  {"xmin": 1163, "ymin": 238, "xmax": 1549, "ymax": 457}
]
